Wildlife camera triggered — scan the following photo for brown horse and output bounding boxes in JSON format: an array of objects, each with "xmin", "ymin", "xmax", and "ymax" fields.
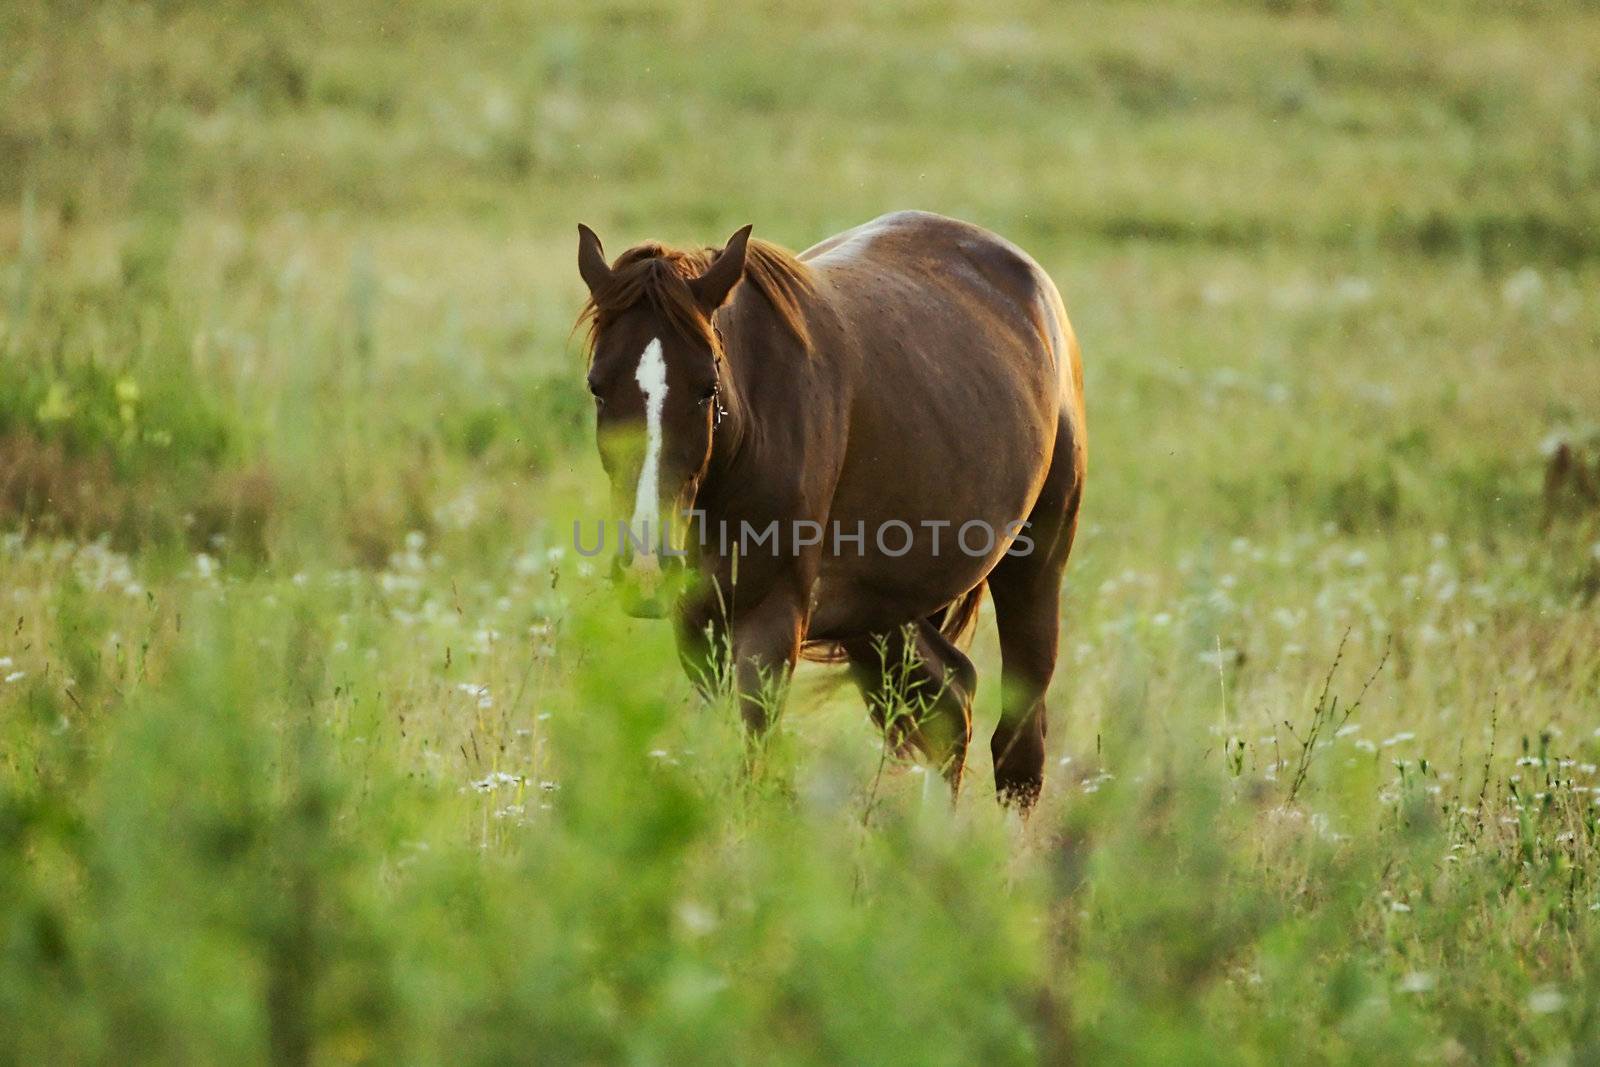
[{"xmin": 576, "ymin": 211, "xmax": 1086, "ymax": 806}]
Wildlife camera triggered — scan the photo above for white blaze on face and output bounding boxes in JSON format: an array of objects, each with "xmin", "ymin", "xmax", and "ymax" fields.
[{"xmin": 630, "ymin": 338, "xmax": 668, "ymax": 557}]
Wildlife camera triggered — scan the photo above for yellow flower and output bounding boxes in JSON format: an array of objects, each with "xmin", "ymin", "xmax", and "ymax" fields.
[
  {"xmin": 117, "ymin": 377, "xmax": 141, "ymax": 432},
  {"xmin": 36, "ymin": 381, "xmax": 75, "ymax": 423}
]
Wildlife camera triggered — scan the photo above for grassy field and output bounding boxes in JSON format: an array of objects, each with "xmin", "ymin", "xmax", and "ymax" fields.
[{"xmin": 4, "ymin": 0, "xmax": 1600, "ymax": 1061}]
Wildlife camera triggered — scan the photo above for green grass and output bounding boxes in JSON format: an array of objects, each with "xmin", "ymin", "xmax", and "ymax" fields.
[{"xmin": 3, "ymin": 0, "xmax": 1600, "ymax": 1062}]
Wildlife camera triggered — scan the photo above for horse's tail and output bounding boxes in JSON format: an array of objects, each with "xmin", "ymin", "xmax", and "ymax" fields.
[
  {"xmin": 800, "ymin": 584, "xmax": 985, "ymax": 664},
  {"xmin": 936, "ymin": 582, "xmax": 986, "ymax": 649},
  {"xmin": 800, "ymin": 639, "xmax": 850, "ymax": 664}
]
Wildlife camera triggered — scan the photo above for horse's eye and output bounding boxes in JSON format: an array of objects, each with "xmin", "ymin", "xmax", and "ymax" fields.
[
  {"xmin": 698, "ymin": 383, "xmax": 718, "ymax": 404},
  {"xmin": 587, "ymin": 379, "xmax": 604, "ymax": 401}
]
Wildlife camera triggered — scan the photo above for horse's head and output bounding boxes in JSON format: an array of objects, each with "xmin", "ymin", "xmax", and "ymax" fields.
[{"xmin": 575, "ymin": 223, "xmax": 751, "ymax": 615}]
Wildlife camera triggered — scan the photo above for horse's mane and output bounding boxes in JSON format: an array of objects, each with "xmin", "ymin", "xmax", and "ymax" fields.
[{"xmin": 578, "ymin": 236, "xmax": 813, "ymax": 359}]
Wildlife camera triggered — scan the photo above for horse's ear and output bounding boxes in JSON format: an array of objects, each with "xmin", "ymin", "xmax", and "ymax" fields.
[
  {"xmin": 577, "ymin": 223, "xmax": 611, "ymax": 295},
  {"xmin": 689, "ymin": 224, "xmax": 753, "ymax": 313}
]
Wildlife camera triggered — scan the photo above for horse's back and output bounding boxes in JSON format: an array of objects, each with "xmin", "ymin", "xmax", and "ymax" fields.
[
  {"xmin": 805, "ymin": 211, "xmax": 1039, "ymax": 293},
  {"xmin": 803, "ymin": 209, "xmax": 1078, "ymax": 435},
  {"xmin": 803, "ymin": 211, "xmax": 1076, "ymax": 400}
]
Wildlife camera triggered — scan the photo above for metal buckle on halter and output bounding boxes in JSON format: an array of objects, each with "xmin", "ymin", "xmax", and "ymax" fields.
[{"xmin": 710, "ymin": 322, "xmax": 728, "ymax": 431}]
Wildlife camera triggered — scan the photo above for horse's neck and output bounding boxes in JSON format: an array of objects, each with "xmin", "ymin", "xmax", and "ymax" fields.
[{"xmin": 702, "ymin": 293, "xmax": 816, "ymax": 509}]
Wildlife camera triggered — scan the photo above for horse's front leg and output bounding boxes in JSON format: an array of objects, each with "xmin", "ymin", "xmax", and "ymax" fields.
[
  {"xmin": 729, "ymin": 592, "xmax": 806, "ymax": 735},
  {"xmin": 673, "ymin": 597, "xmax": 728, "ymax": 700}
]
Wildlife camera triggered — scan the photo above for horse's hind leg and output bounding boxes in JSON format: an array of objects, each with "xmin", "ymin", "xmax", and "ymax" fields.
[
  {"xmin": 843, "ymin": 620, "xmax": 976, "ymax": 792},
  {"xmin": 986, "ymin": 568, "xmax": 1059, "ymax": 809},
  {"xmin": 912, "ymin": 621, "xmax": 978, "ymax": 788},
  {"xmin": 987, "ymin": 419, "xmax": 1085, "ymax": 810}
]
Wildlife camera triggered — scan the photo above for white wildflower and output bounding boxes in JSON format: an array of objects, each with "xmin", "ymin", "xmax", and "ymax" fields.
[
  {"xmin": 1527, "ymin": 987, "xmax": 1565, "ymax": 1015},
  {"xmin": 676, "ymin": 900, "xmax": 718, "ymax": 937},
  {"xmin": 1501, "ymin": 267, "xmax": 1543, "ymax": 308},
  {"xmin": 1399, "ymin": 971, "xmax": 1436, "ymax": 994},
  {"xmin": 457, "ymin": 682, "xmax": 493, "ymax": 709},
  {"xmin": 467, "ymin": 771, "xmax": 523, "ymax": 793},
  {"xmin": 1333, "ymin": 276, "xmax": 1374, "ymax": 305}
]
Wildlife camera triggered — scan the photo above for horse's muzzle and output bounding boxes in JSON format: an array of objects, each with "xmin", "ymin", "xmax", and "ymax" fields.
[{"xmin": 611, "ymin": 552, "xmax": 686, "ymax": 618}]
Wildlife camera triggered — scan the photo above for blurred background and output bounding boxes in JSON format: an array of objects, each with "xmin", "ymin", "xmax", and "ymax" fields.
[
  {"xmin": 3, "ymin": 1, "xmax": 1599, "ymax": 1063},
  {"xmin": 4, "ymin": 0, "xmax": 1597, "ymax": 559}
]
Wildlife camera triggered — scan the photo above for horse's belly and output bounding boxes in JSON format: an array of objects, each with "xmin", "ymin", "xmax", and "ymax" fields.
[
  {"xmin": 806, "ymin": 549, "xmax": 997, "ymax": 640},
  {"xmin": 804, "ymin": 460, "xmax": 1042, "ymax": 640}
]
